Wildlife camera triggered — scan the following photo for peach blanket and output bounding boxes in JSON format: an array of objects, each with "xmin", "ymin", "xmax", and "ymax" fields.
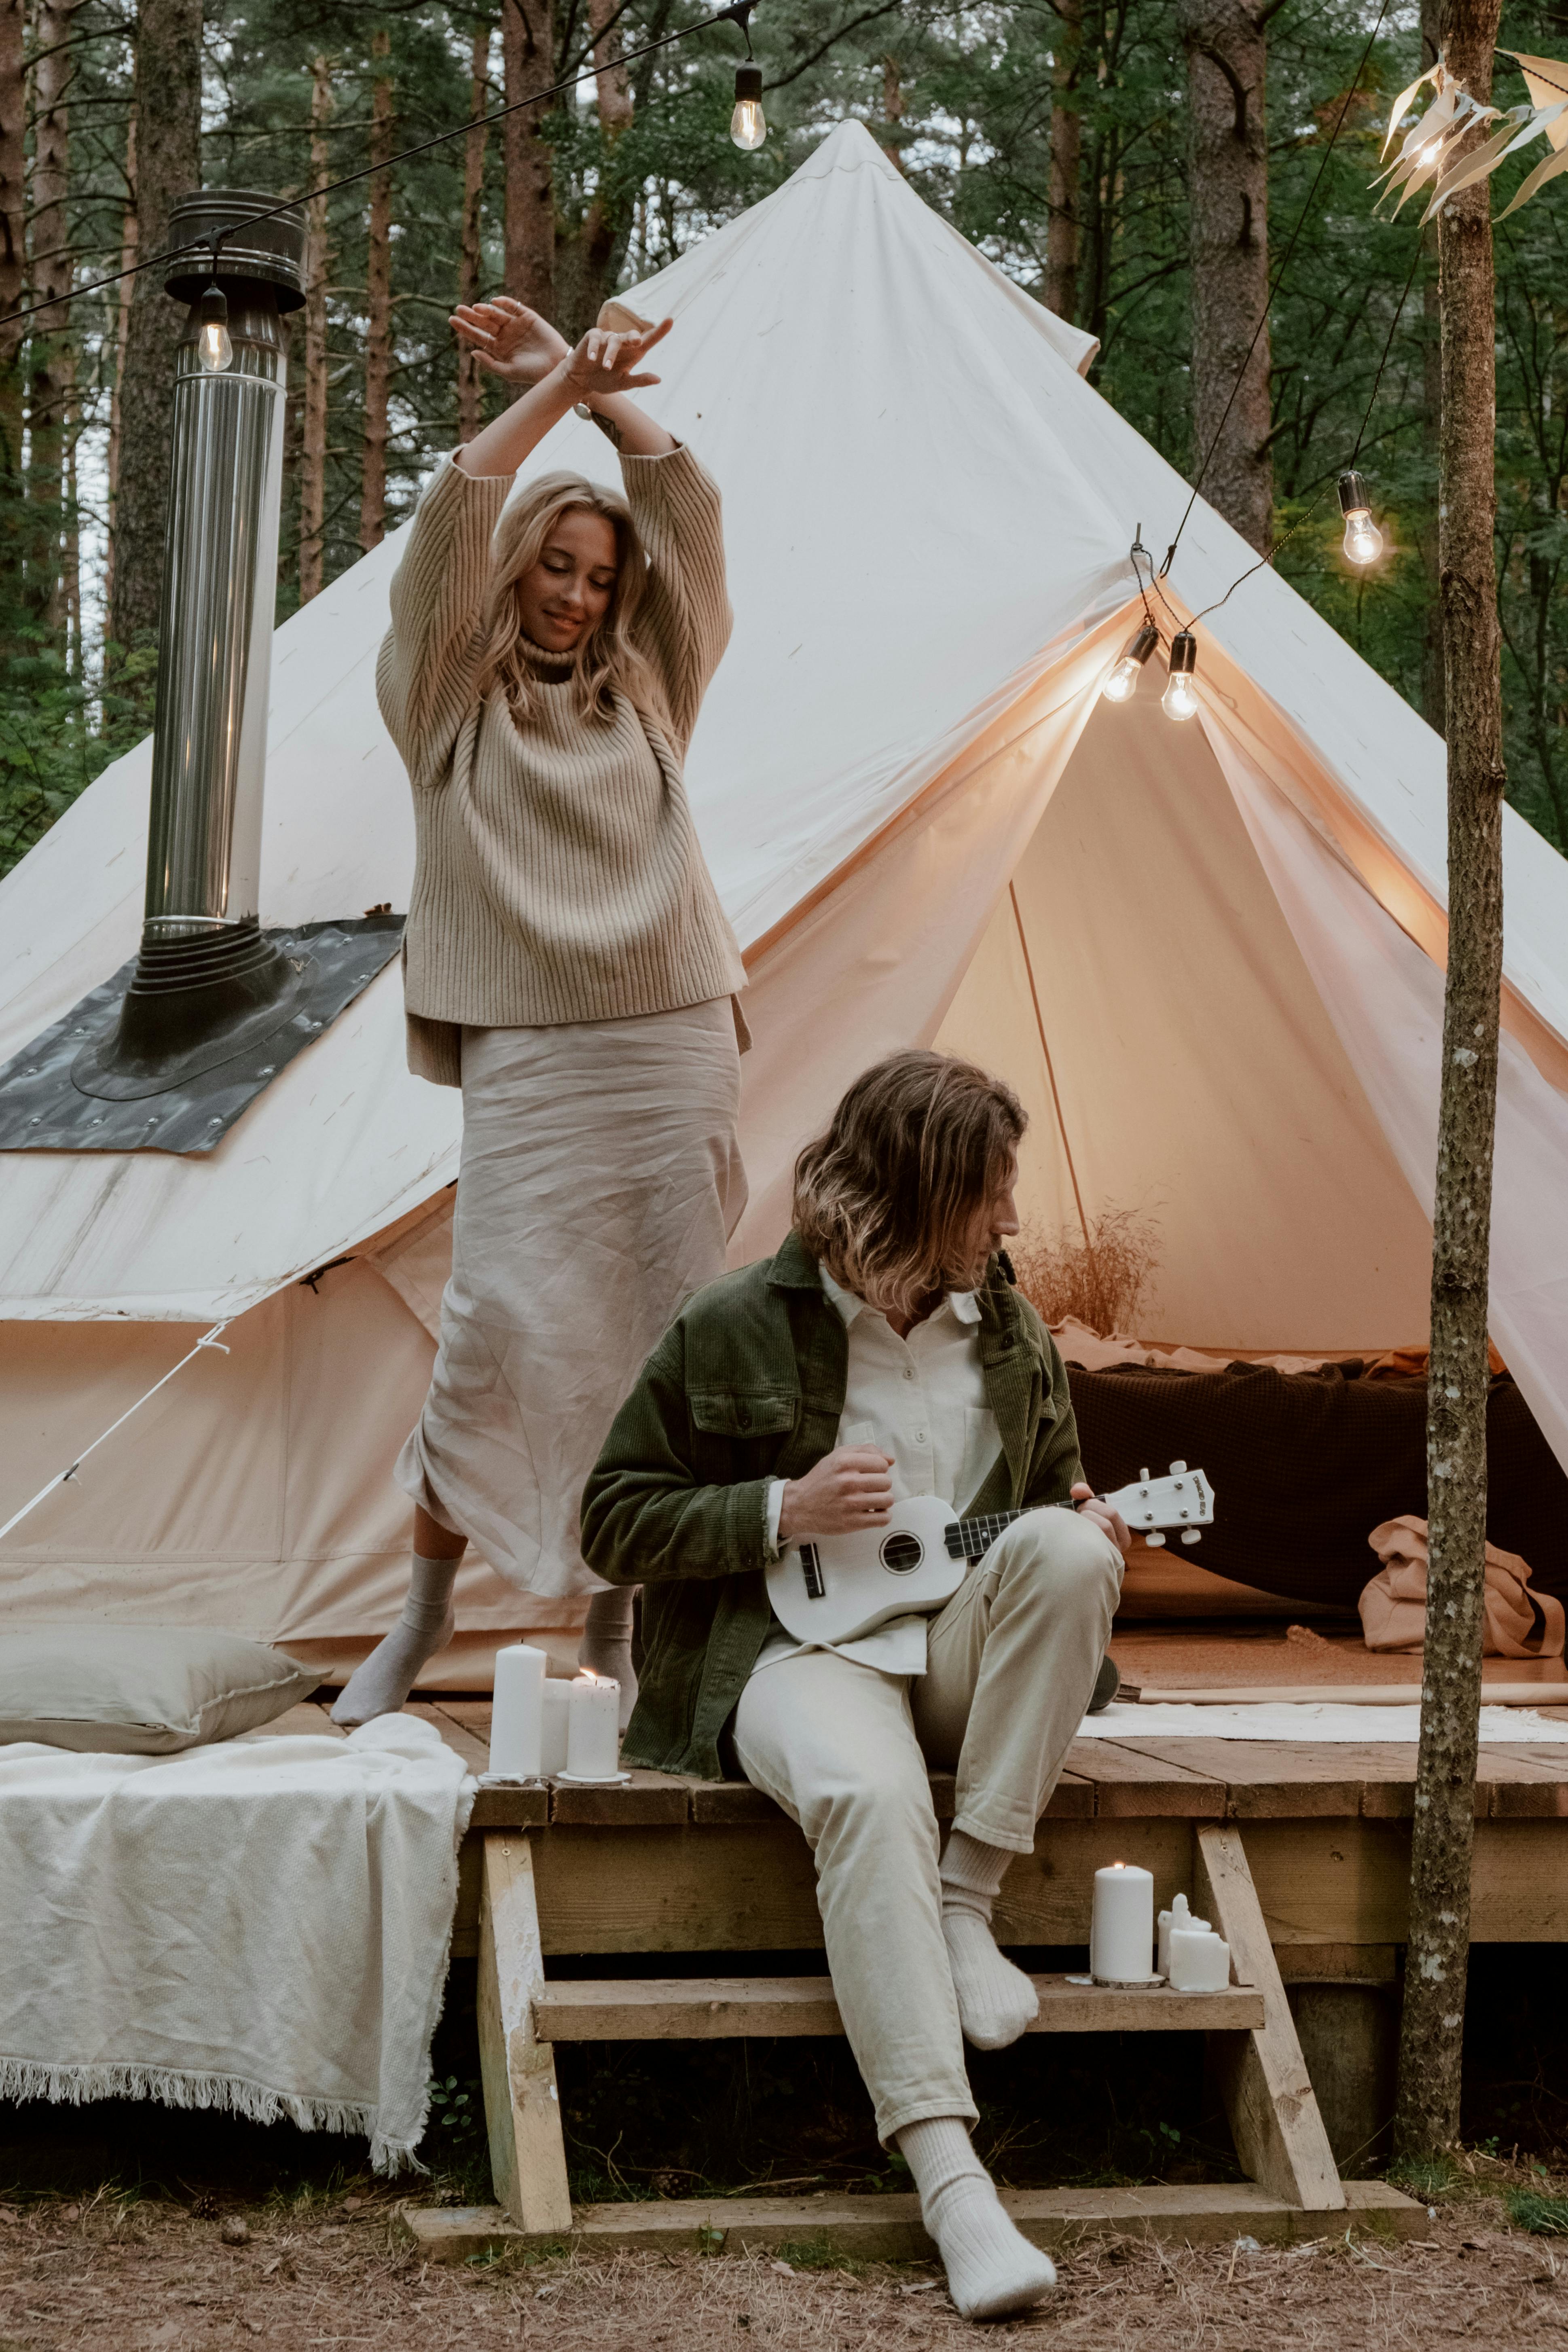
[{"xmin": 1360, "ymin": 1514, "xmax": 1565, "ymax": 1658}]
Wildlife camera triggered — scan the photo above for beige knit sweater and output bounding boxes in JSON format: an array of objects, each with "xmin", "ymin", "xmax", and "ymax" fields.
[{"xmin": 378, "ymin": 439, "xmax": 746, "ymax": 1086}]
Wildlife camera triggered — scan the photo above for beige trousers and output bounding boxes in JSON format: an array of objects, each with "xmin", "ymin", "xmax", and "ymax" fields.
[{"xmin": 733, "ymin": 1508, "xmax": 1122, "ymax": 2141}]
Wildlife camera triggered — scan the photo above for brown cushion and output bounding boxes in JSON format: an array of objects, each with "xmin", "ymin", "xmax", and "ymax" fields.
[{"xmin": 0, "ymin": 1625, "xmax": 318, "ymax": 1753}]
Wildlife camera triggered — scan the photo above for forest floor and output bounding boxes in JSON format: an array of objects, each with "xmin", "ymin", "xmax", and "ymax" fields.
[{"xmin": 4, "ymin": 2174, "xmax": 1568, "ymax": 2351}]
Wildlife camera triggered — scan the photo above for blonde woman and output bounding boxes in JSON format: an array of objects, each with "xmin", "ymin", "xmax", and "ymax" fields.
[{"xmin": 334, "ymin": 301, "xmax": 748, "ymax": 1728}]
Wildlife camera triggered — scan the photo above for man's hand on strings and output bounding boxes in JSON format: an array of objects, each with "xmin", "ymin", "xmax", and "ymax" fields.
[
  {"xmin": 778, "ymin": 1447, "xmax": 896, "ymax": 1542},
  {"xmin": 451, "ymin": 297, "xmax": 570, "ymax": 385},
  {"xmin": 1072, "ymin": 1481, "xmax": 1131, "ymax": 1557}
]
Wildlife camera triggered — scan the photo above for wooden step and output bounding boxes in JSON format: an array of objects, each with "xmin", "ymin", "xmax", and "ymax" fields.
[
  {"xmin": 400, "ymin": 2176, "xmax": 1423, "ymax": 2264},
  {"xmin": 533, "ymin": 1971, "xmax": 1265, "ymax": 2040}
]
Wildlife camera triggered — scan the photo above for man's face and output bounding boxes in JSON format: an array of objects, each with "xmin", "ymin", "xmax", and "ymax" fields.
[{"xmin": 954, "ymin": 1150, "xmax": 1021, "ymax": 1289}]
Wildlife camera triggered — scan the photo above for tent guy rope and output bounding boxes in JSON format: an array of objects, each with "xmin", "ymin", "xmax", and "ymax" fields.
[{"xmin": 0, "ymin": 1323, "xmax": 231, "ymax": 1546}]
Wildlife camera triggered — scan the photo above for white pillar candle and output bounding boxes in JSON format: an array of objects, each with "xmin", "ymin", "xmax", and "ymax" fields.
[
  {"xmin": 541, "ymin": 1679, "xmax": 572, "ymax": 1776},
  {"xmin": 1090, "ymin": 1861, "xmax": 1155, "ymax": 1984},
  {"xmin": 1168, "ymin": 1924, "xmax": 1231, "ymax": 1992},
  {"xmin": 488, "ymin": 1643, "xmax": 547, "ymax": 1778},
  {"xmin": 1157, "ymin": 1893, "xmax": 1210, "ymax": 1979},
  {"xmin": 565, "ymin": 1670, "xmax": 621, "ymax": 1780}
]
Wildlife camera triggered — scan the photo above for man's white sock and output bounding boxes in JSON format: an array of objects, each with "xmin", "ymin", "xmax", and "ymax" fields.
[
  {"xmin": 896, "ymin": 2115, "xmax": 1056, "ymax": 2320},
  {"xmin": 939, "ymin": 1829, "xmax": 1040, "ymax": 2049},
  {"xmin": 330, "ymin": 1554, "xmax": 459, "ymax": 1726},
  {"xmin": 580, "ymin": 1584, "xmax": 639, "ymax": 1730}
]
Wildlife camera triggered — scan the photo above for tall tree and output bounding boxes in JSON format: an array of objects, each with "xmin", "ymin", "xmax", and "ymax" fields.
[
  {"xmin": 108, "ymin": 0, "xmax": 201, "ymax": 656},
  {"xmin": 1418, "ymin": 0, "xmax": 1444, "ymax": 734},
  {"xmin": 299, "ymin": 54, "xmax": 332, "ymax": 601},
  {"xmin": 457, "ymin": 20, "xmax": 489, "ymax": 442},
  {"xmin": 504, "ymin": 0, "xmax": 555, "ymax": 318},
  {"xmin": 1178, "ymin": 0, "xmax": 1272, "ymax": 551},
  {"xmin": 1045, "ymin": 0, "xmax": 1082, "ymax": 321},
  {"xmin": 359, "ymin": 28, "xmax": 393, "ymax": 553},
  {"xmin": 28, "ymin": 0, "xmax": 77, "ymax": 636},
  {"xmin": 102, "ymin": 107, "xmax": 136, "ymax": 629},
  {"xmin": 1393, "ymin": 0, "xmax": 1507, "ymax": 2159},
  {"xmin": 0, "ymin": 0, "xmax": 26, "ymax": 654},
  {"xmin": 557, "ymin": 0, "xmax": 633, "ymax": 337}
]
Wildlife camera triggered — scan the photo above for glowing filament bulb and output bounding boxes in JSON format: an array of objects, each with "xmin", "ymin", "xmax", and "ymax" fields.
[
  {"xmin": 731, "ymin": 63, "xmax": 766, "ymax": 149},
  {"xmin": 1338, "ymin": 469, "xmax": 1383, "ymax": 566},
  {"xmin": 1101, "ymin": 620, "xmax": 1159, "ymax": 703},
  {"xmin": 1162, "ymin": 630, "xmax": 1199, "ymax": 721},
  {"xmin": 197, "ymin": 283, "xmax": 233, "ymax": 374}
]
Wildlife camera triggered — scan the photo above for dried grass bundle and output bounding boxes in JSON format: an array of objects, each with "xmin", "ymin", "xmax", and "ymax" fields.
[{"xmin": 1008, "ymin": 1207, "xmax": 1162, "ymax": 1338}]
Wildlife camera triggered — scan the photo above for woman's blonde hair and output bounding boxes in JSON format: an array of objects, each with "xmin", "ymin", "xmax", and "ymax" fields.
[
  {"xmin": 475, "ymin": 470, "xmax": 666, "ymax": 728},
  {"xmin": 792, "ymin": 1050, "xmax": 1026, "ymax": 1319}
]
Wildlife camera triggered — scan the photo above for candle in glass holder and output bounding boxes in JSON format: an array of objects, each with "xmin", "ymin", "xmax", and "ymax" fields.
[
  {"xmin": 565, "ymin": 1670, "xmax": 621, "ymax": 1780},
  {"xmin": 541, "ymin": 1678, "xmax": 572, "ymax": 1776},
  {"xmin": 1091, "ymin": 1860, "xmax": 1155, "ymax": 1984},
  {"xmin": 488, "ymin": 1643, "xmax": 547, "ymax": 1778}
]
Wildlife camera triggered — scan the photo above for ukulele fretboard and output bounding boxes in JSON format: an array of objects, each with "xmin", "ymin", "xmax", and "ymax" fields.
[{"xmin": 944, "ymin": 1510, "xmax": 1026, "ymax": 1565}]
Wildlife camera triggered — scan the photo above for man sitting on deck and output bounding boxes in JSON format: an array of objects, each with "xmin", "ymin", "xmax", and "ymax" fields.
[{"xmin": 580, "ymin": 1050, "xmax": 1130, "ymax": 2320}]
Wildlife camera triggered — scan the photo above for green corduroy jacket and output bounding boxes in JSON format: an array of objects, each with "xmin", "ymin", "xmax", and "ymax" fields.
[{"xmin": 580, "ymin": 1230, "xmax": 1086, "ymax": 1779}]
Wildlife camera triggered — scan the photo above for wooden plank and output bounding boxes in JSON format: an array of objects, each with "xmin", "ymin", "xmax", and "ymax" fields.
[
  {"xmin": 1195, "ymin": 1824, "xmax": 1344, "ymax": 2212},
  {"xmin": 1478, "ymin": 1746, "xmax": 1568, "ymax": 1819},
  {"xmin": 531, "ymin": 1972, "xmax": 1265, "ymax": 2040},
  {"xmin": 532, "ymin": 1823, "xmax": 824, "ymax": 1953},
  {"xmin": 548, "ymin": 1768, "xmax": 692, "ymax": 1826},
  {"xmin": 1134, "ymin": 1682, "xmax": 1568, "ymax": 1706},
  {"xmin": 1064, "ymin": 1738, "xmax": 1227, "ymax": 1817},
  {"xmin": 1273, "ymin": 1943, "xmax": 1398, "ymax": 1984},
  {"xmin": 405, "ymin": 1700, "xmax": 489, "ymax": 1774},
  {"xmin": 1111, "ymin": 1740, "xmax": 1365, "ymax": 1819},
  {"xmin": 399, "ymin": 2177, "xmax": 1424, "ymax": 2265},
  {"xmin": 688, "ymin": 1779, "xmax": 783, "ymax": 1825},
  {"xmin": 469, "ymin": 1783, "xmax": 551, "ymax": 1831},
  {"xmin": 476, "ymin": 1833, "xmax": 573, "ymax": 2235}
]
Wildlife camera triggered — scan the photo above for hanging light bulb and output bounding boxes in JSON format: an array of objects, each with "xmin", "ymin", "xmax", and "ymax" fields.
[
  {"xmin": 730, "ymin": 62, "xmax": 766, "ymax": 149},
  {"xmin": 1337, "ymin": 470, "xmax": 1384, "ymax": 566},
  {"xmin": 197, "ymin": 282, "xmax": 233, "ymax": 374},
  {"xmin": 1162, "ymin": 630, "xmax": 1199, "ymax": 722},
  {"xmin": 1101, "ymin": 621, "xmax": 1160, "ymax": 704}
]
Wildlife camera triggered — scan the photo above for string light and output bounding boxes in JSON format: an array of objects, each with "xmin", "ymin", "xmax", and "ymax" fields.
[
  {"xmin": 197, "ymin": 283, "xmax": 233, "ymax": 374},
  {"xmin": 1162, "ymin": 632, "xmax": 1200, "ymax": 722},
  {"xmin": 1101, "ymin": 621, "xmax": 1160, "ymax": 703},
  {"xmin": 1338, "ymin": 469, "xmax": 1385, "ymax": 565},
  {"xmin": 731, "ymin": 62, "xmax": 766, "ymax": 148}
]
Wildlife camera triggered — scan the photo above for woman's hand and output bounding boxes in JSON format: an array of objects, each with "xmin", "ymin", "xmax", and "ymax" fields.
[
  {"xmin": 451, "ymin": 297, "xmax": 571, "ymax": 386},
  {"xmin": 559, "ymin": 317, "xmax": 674, "ymax": 404},
  {"xmin": 1071, "ymin": 1481, "xmax": 1131, "ymax": 1557},
  {"xmin": 778, "ymin": 1447, "xmax": 896, "ymax": 1542}
]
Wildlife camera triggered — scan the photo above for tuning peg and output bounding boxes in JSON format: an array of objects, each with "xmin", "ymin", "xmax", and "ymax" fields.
[
  {"xmin": 1140, "ymin": 1466, "xmax": 1150, "ymax": 1481},
  {"xmin": 1145, "ymin": 1532, "xmax": 1166, "ymax": 1549},
  {"xmin": 1170, "ymin": 1459, "xmax": 1187, "ymax": 1474},
  {"xmin": 1181, "ymin": 1528, "xmax": 1202, "ymax": 1545}
]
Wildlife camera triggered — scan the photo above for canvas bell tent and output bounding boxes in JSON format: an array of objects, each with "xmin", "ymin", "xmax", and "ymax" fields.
[{"xmin": 4, "ymin": 119, "xmax": 1568, "ymax": 1681}]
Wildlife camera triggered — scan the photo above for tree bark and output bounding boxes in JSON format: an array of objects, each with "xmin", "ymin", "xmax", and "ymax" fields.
[
  {"xmin": 457, "ymin": 21, "xmax": 489, "ymax": 444},
  {"xmin": 881, "ymin": 53, "xmax": 906, "ymax": 175},
  {"xmin": 1178, "ymin": 0, "xmax": 1272, "ymax": 552},
  {"xmin": 102, "ymin": 105, "xmax": 135, "ymax": 627},
  {"xmin": 1418, "ymin": 0, "xmax": 1445, "ymax": 735},
  {"xmin": 1393, "ymin": 0, "xmax": 1505, "ymax": 2162},
  {"xmin": 28, "ymin": 0, "xmax": 76, "ymax": 636},
  {"xmin": 0, "ymin": 0, "xmax": 26, "ymax": 658},
  {"xmin": 108, "ymin": 0, "xmax": 200, "ymax": 655},
  {"xmin": 503, "ymin": 0, "xmax": 555, "ymax": 319},
  {"xmin": 299, "ymin": 54, "xmax": 332, "ymax": 601},
  {"xmin": 359, "ymin": 28, "xmax": 393, "ymax": 555},
  {"xmin": 1045, "ymin": 0, "xmax": 1082, "ymax": 322}
]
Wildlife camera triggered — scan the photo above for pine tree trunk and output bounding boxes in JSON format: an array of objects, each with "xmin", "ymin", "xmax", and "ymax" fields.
[
  {"xmin": 503, "ymin": 0, "xmax": 555, "ymax": 318},
  {"xmin": 299, "ymin": 55, "xmax": 332, "ymax": 601},
  {"xmin": 28, "ymin": 0, "xmax": 75, "ymax": 637},
  {"xmin": 0, "ymin": 0, "xmax": 26, "ymax": 660},
  {"xmin": 1418, "ymin": 0, "xmax": 1445, "ymax": 735},
  {"xmin": 881, "ymin": 53, "xmax": 906, "ymax": 174},
  {"xmin": 1178, "ymin": 0, "xmax": 1272, "ymax": 552},
  {"xmin": 102, "ymin": 105, "xmax": 135, "ymax": 627},
  {"xmin": 1045, "ymin": 0, "xmax": 1082, "ymax": 322},
  {"xmin": 108, "ymin": 0, "xmax": 200, "ymax": 656},
  {"xmin": 1392, "ymin": 0, "xmax": 1505, "ymax": 2161},
  {"xmin": 359, "ymin": 30, "xmax": 392, "ymax": 555},
  {"xmin": 457, "ymin": 21, "xmax": 489, "ymax": 445}
]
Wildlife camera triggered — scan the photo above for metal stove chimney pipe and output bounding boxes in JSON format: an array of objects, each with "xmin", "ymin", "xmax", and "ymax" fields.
[{"xmin": 76, "ymin": 188, "xmax": 308, "ymax": 1099}]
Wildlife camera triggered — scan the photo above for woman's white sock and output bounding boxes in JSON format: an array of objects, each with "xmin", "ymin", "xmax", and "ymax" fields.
[
  {"xmin": 896, "ymin": 2116, "xmax": 1057, "ymax": 2320},
  {"xmin": 580, "ymin": 1583, "xmax": 639, "ymax": 1729},
  {"xmin": 330, "ymin": 1554, "xmax": 459, "ymax": 1725},
  {"xmin": 939, "ymin": 1829, "xmax": 1040, "ymax": 2049}
]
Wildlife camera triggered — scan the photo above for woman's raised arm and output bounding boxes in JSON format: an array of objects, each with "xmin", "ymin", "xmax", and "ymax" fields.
[{"xmin": 451, "ymin": 301, "xmax": 677, "ymax": 476}]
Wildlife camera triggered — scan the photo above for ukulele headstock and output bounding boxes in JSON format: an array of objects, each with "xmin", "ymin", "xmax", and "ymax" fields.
[{"xmin": 1104, "ymin": 1461, "xmax": 1215, "ymax": 1550}]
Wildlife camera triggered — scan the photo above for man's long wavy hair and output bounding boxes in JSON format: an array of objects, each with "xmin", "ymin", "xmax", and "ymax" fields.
[
  {"xmin": 793, "ymin": 1051, "xmax": 1026, "ymax": 1319},
  {"xmin": 474, "ymin": 471, "xmax": 667, "ymax": 729}
]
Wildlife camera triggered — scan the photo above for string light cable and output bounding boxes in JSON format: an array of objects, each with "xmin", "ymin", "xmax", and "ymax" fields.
[{"xmin": 0, "ymin": 0, "xmax": 766, "ymax": 339}]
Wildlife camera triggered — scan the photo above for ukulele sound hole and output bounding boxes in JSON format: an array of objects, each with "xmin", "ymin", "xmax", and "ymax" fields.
[{"xmin": 880, "ymin": 1531, "xmax": 924, "ymax": 1575}]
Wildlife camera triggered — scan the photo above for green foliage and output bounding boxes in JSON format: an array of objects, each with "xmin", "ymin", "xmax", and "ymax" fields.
[
  {"xmin": 1388, "ymin": 2150, "xmax": 1462, "ymax": 2200},
  {"xmin": 1506, "ymin": 2185, "xmax": 1568, "ymax": 2234}
]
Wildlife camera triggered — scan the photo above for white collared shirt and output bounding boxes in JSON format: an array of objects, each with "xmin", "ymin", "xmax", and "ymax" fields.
[{"xmin": 752, "ymin": 1264, "xmax": 1002, "ymax": 1679}]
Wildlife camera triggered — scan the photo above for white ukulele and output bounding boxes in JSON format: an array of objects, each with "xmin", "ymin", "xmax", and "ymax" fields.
[{"xmin": 765, "ymin": 1463, "xmax": 1216, "ymax": 1647}]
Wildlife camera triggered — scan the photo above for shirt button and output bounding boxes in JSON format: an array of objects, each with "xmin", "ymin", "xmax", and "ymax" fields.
[
  {"xmin": 902, "ymin": 1368, "xmax": 915, "ymax": 1381},
  {"xmin": 915, "ymin": 1430, "xmax": 928, "ymax": 1444}
]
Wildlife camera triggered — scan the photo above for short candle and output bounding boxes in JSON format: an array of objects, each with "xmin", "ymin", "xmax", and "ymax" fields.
[
  {"xmin": 488, "ymin": 1643, "xmax": 547, "ymax": 1778},
  {"xmin": 1090, "ymin": 1860, "xmax": 1155, "ymax": 1984},
  {"xmin": 540, "ymin": 1679, "xmax": 572, "ymax": 1776},
  {"xmin": 565, "ymin": 1670, "xmax": 622, "ymax": 1780}
]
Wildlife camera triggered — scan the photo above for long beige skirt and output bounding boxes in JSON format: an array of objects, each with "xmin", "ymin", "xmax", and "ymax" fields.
[{"xmin": 395, "ymin": 998, "xmax": 747, "ymax": 1599}]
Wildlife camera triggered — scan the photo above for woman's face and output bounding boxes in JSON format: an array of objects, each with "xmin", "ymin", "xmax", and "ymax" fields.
[{"xmin": 516, "ymin": 508, "xmax": 618, "ymax": 653}]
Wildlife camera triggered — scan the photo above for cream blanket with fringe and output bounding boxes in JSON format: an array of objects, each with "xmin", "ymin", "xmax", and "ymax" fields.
[{"xmin": 0, "ymin": 1714, "xmax": 474, "ymax": 2172}]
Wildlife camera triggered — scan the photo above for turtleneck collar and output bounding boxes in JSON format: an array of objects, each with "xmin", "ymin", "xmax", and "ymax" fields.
[{"xmin": 519, "ymin": 633, "xmax": 578, "ymax": 677}]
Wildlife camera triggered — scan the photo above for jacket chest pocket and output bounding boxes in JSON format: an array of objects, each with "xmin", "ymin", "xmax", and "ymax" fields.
[{"xmin": 689, "ymin": 1388, "xmax": 798, "ymax": 1474}]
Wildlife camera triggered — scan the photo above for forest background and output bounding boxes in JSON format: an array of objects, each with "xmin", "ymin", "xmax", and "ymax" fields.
[{"xmin": 0, "ymin": 0, "xmax": 1564, "ymax": 878}]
